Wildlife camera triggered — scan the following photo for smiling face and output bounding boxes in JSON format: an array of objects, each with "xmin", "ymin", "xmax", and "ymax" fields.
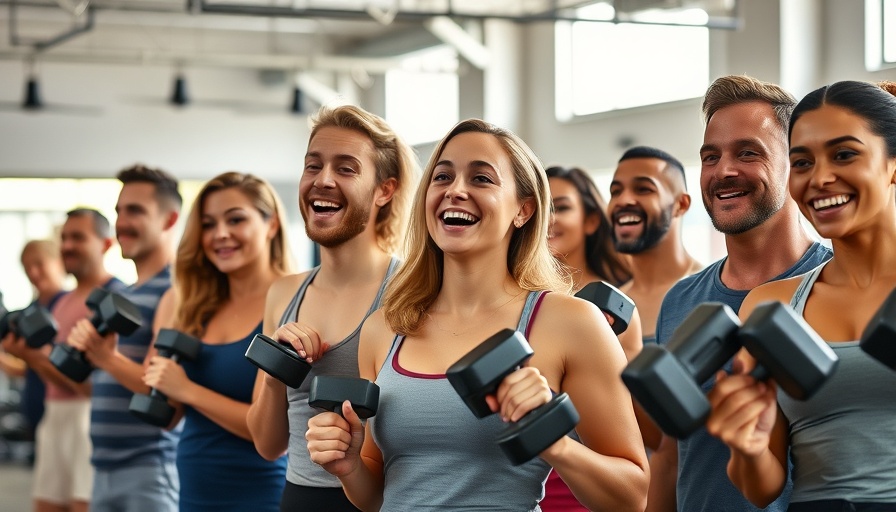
[
  {"xmin": 788, "ymin": 104, "xmax": 896, "ymax": 239},
  {"xmin": 547, "ymin": 176, "xmax": 595, "ymax": 259},
  {"xmin": 200, "ymin": 187, "xmax": 276, "ymax": 275},
  {"xmin": 115, "ymin": 182, "xmax": 169, "ymax": 263},
  {"xmin": 608, "ymin": 157, "xmax": 677, "ymax": 254},
  {"xmin": 699, "ymin": 101, "xmax": 790, "ymax": 234},
  {"xmin": 60, "ymin": 214, "xmax": 110, "ymax": 279},
  {"xmin": 21, "ymin": 243, "xmax": 66, "ymax": 298},
  {"xmin": 299, "ymin": 126, "xmax": 382, "ymax": 248},
  {"xmin": 425, "ymin": 131, "xmax": 526, "ymax": 256}
]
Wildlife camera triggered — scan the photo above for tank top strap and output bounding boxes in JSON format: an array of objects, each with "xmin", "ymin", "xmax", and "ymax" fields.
[
  {"xmin": 789, "ymin": 262, "xmax": 827, "ymax": 315},
  {"xmin": 277, "ymin": 266, "xmax": 321, "ymax": 326},
  {"xmin": 516, "ymin": 290, "xmax": 548, "ymax": 338}
]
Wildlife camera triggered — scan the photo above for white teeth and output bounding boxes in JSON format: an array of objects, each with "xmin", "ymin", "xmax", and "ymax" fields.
[
  {"xmin": 813, "ymin": 194, "xmax": 851, "ymax": 210},
  {"xmin": 313, "ymin": 200, "xmax": 340, "ymax": 208},
  {"xmin": 617, "ymin": 215, "xmax": 641, "ymax": 225},
  {"xmin": 718, "ymin": 192, "xmax": 746, "ymax": 199},
  {"xmin": 443, "ymin": 211, "xmax": 478, "ymax": 223}
]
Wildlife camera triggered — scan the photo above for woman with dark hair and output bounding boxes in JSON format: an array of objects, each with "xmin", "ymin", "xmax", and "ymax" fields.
[
  {"xmin": 144, "ymin": 171, "xmax": 294, "ymax": 511},
  {"xmin": 707, "ymin": 80, "xmax": 896, "ymax": 511},
  {"xmin": 306, "ymin": 119, "xmax": 649, "ymax": 511}
]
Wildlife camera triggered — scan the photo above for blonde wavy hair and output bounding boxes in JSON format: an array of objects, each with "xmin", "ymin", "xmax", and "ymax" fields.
[
  {"xmin": 382, "ymin": 119, "xmax": 572, "ymax": 336},
  {"xmin": 309, "ymin": 105, "xmax": 419, "ymax": 254},
  {"xmin": 173, "ymin": 172, "xmax": 294, "ymax": 337}
]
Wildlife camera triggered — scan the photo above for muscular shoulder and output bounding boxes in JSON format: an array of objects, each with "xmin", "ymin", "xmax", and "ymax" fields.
[
  {"xmin": 530, "ymin": 292, "xmax": 612, "ymax": 349},
  {"xmin": 267, "ymin": 272, "xmax": 310, "ymax": 302}
]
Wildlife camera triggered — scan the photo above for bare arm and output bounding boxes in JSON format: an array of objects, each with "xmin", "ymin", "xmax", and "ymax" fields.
[
  {"xmin": 645, "ymin": 434, "xmax": 678, "ymax": 512},
  {"xmin": 536, "ymin": 296, "xmax": 650, "ymax": 512},
  {"xmin": 247, "ymin": 275, "xmax": 305, "ymax": 460}
]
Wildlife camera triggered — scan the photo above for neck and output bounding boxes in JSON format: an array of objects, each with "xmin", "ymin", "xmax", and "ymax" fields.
[
  {"xmin": 627, "ymin": 224, "xmax": 699, "ymax": 288},
  {"xmin": 720, "ymin": 205, "xmax": 814, "ymax": 291},
  {"xmin": 824, "ymin": 212, "xmax": 896, "ymax": 288},
  {"xmin": 36, "ymin": 287, "xmax": 63, "ymax": 305},
  {"xmin": 132, "ymin": 246, "xmax": 173, "ymax": 285},
  {"xmin": 74, "ymin": 268, "xmax": 114, "ymax": 294},
  {"xmin": 435, "ymin": 252, "xmax": 523, "ymax": 317},
  {"xmin": 314, "ymin": 231, "xmax": 393, "ymax": 289},
  {"xmin": 226, "ymin": 264, "xmax": 280, "ymax": 301}
]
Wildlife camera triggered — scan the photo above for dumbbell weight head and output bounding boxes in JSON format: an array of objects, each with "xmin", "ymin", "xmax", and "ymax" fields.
[
  {"xmin": 860, "ymin": 288, "xmax": 896, "ymax": 370},
  {"xmin": 129, "ymin": 329, "xmax": 203, "ymax": 427},
  {"xmin": 739, "ymin": 301, "xmax": 839, "ymax": 400},
  {"xmin": 95, "ymin": 293, "xmax": 142, "ymax": 336},
  {"xmin": 575, "ymin": 281, "xmax": 635, "ymax": 335},
  {"xmin": 48, "ymin": 344, "xmax": 93, "ymax": 382},
  {"xmin": 309, "ymin": 376, "xmax": 380, "ymax": 419},
  {"xmin": 0, "ymin": 310, "xmax": 20, "ymax": 341},
  {"xmin": 244, "ymin": 334, "xmax": 312, "ymax": 389},
  {"xmin": 622, "ymin": 303, "xmax": 741, "ymax": 438},
  {"xmin": 495, "ymin": 392, "xmax": 579, "ymax": 465},
  {"xmin": 19, "ymin": 303, "xmax": 58, "ymax": 348},
  {"xmin": 446, "ymin": 329, "xmax": 533, "ymax": 418}
]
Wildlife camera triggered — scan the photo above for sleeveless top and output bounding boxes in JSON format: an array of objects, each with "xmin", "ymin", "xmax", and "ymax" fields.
[
  {"xmin": 371, "ymin": 291, "xmax": 552, "ymax": 511},
  {"xmin": 779, "ymin": 263, "xmax": 896, "ymax": 503},
  {"xmin": 178, "ymin": 323, "xmax": 287, "ymax": 511},
  {"xmin": 282, "ymin": 258, "xmax": 399, "ymax": 488}
]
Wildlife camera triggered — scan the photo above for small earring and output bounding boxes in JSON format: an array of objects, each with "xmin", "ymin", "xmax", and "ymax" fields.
[{"xmin": 514, "ymin": 219, "xmax": 522, "ymax": 228}]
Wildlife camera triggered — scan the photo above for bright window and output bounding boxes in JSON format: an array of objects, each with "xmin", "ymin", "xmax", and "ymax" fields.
[
  {"xmin": 866, "ymin": 0, "xmax": 896, "ymax": 69},
  {"xmin": 385, "ymin": 46, "xmax": 459, "ymax": 146},
  {"xmin": 556, "ymin": 4, "xmax": 710, "ymax": 120},
  {"xmin": 885, "ymin": 0, "xmax": 896, "ymax": 63}
]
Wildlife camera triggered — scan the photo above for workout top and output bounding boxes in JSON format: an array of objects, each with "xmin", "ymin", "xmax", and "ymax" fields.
[
  {"xmin": 779, "ymin": 263, "xmax": 896, "ymax": 503},
  {"xmin": 371, "ymin": 291, "xmax": 552, "ymax": 511},
  {"xmin": 47, "ymin": 277, "xmax": 126, "ymax": 401},
  {"xmin": 178, "ymin": 323, "xmax": 287, "ymax": 511},
  {"xmin": 282, "ymin": 257, "xmax": 399, "ymax": 488}
]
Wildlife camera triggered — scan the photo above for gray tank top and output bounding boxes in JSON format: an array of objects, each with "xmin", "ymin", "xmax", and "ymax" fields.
[
  {"xmin": 779, "ymin": 264, "xmax": 896, "ymax": 503},
  {"xmin": 370, "ymin": 291, "xmax": 552, "ymax": 511},
  {"xmin": 281, "ymin": 258, "xmax": 399, "ymax": 487}
]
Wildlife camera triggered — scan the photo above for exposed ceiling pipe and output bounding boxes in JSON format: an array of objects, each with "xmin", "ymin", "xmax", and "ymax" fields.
[
  {"xmin": 424, "ymin": 16, "xmax": 489, "ymax": 70},
  {"xmin": 9, "ymin": 0, "xmax": 96, "ymax": 52}
]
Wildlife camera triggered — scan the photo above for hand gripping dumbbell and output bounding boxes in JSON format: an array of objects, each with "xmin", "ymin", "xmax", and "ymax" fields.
[
  {"xmin": 621, "ymin": 301, "xmax": 839, "ymax": 439},
  {"xmin": 129, "ymin": 329, "xmax": 203, "ymax": 427},
  {"xmin": 49, "ymin": 288, "xmax": 142, "ymax": 382},
  {"xmin": 309, "ymin": 375, "xmax": 380, "ymax": 419},
  {"xmin": 0, "ymin": 298, "xmax": 58, "ymax": 349},
  {"xmin": 244, "ymin": 333, "xmax": 312, "ymax": 388},
  {"xmin": 446, "ymin": 329, "xmax": 580, "ymax": 465},
  {"xmin": 575, "ymin": 281, "xmax": 636, "ymax": 335},
  {"xmin": 860, "ymin": 287, "xmax": 896, "ymax": 370}
]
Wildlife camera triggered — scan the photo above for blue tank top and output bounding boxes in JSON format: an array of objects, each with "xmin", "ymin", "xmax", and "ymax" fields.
[
  {"xmin": 371, "ymin": 291, "xmax": 552, "ymax": 511},
  {"xmin": 779, "ymin": 264, "xmax": 896, "ymax": 504},
  {"xmin": 177, "ymin": 323, "xmax": 287, "ymax": 512}
]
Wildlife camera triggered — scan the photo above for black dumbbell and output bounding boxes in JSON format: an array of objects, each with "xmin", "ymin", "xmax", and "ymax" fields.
[
  {"xmin": 129, "ymin": 329, "xmax": 202, "ymax": 426},
  {"xmin": 309, "ymin": 376, "xmax": 380, "ymax": 419},
  {"xmin": 49, "ymin": 288, "xmax": 143, "ymax": 382},
  {"xmin": 446, "ymin": 328, "xmax": 580, "ymax": 465},
  {"xmin": 622, "ymin": 301, "xmax": 839, "ymax": 439},
  {"xmin": 0, "ymin": 301, "xmax": 58, "ymax": 349},
  {"xmin": 860, "ymin": 288, "xmax": 896, "ymax": 370},
  {"xmin": 244, "ymin": 333, "xmax": 312, "ymax": 388},
  {"xmin": 575, "ymin": 281, "xmax": 636, "ymax": 335}
]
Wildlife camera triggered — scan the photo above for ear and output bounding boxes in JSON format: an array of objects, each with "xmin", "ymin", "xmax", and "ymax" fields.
[
  {"xmin": 583, "ymin": 211, "xmax": 600, "ymax": 236},
  {"xmin": 266, "ymin": 214, "xmax": 281, "ymax": 240},
  {"xmin": 374, "ymin": 177, "xmax": 398, "ymax": 209},
  {"xmin": 514, "ymin": 197, "xmax": 536, "ymax": 228},
  {"xmin": 673, "ymin": 193, "xmax": 692, "ymax": 217},
  {"xmin": 101, "ymin": 237, "xmax": 113, "ymax": 255},
  {"xmin": 889, "ymin": 156, "xmax": 896, "ymax": 186},
  {"xmin": 163, "ymin": 210, "xmax": 179, "ymax": 231}
]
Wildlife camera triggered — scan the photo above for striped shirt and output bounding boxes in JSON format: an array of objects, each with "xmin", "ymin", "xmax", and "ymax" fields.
[{"xmin": 90, "ymin": 266, "xmax": 180, "ymax": 470}]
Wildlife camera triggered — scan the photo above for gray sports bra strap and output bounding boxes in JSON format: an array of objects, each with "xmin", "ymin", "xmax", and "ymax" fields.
[
  {"xmin": 516, "ymin": 290, "xmax": 546, "ymax": 336},
  {"xmin": 277, "ymin": 266, "xmax": 321, "ymax": 326},
  {"xmin": 790, "ymin": 263, "xmax": 826, "ymax": 315}
]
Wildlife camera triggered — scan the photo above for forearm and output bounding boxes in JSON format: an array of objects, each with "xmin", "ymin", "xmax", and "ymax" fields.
[
  {"xmin": 26, "ymin": 352, "xmax": 91, "ymax": 396},
  {"xmin": 0, "ymin": 353, "xmax": 26, "ymax": 377},
  {"xmin": 727, "ymin": 447, "xmax": 786, "ymax": 508},
  {"xmin": 646, "ymin": 436, "xmax": 678, "ymax": 512},
  {"xmin": 182, "ymin": 384, "xmax": 253, "ymax": 441},
  {"xmin": 339, "ymin": 456, "xmax": 385, "ymax": 512},
  {"xmin": 247, "ymin": 374, "xmax": 290, "ymax": 460},
  {"xmin": 544, "ymin": 436, "xmax": 649, "ymax": 512},
  {"xmin": 95, "ymin": 352, "xmax": 150, "ymax": 395}
]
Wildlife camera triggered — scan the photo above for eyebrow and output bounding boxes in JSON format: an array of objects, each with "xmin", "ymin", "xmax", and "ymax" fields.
[
  {"xmin": 790, "ymin": 135, "xmax": 864, "ymax": 155},
  {"xmin": 700, "ymin": 138, "xmax": 764, "ymax": 153},
  {"xmin": 552, "ymin": 195, "xmax": 574, "ymax": 202},
  {"xmin": 202, "ymin": 207, "xmax": 248, "ymax": 218},
  {"xmin": 305, "ymin": 152, "xmax": 363, "ymax": 166}
]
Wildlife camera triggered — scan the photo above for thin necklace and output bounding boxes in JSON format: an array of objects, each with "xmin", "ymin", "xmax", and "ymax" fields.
[{"xmin": 426, "ymin": 289, "xmax": 526, "ymax": 337}]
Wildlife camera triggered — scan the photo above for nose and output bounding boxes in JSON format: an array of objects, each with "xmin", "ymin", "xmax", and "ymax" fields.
[
  {"xmin": 312, "ymin": 165, "xmax": 337, "ymax": 189},
  {"xmin": 445, "ymin": 177, "xmax": 468, "ymax": 201},
  {"xmin": 211, "ymin": 221, "xmax": 230, "ymax": 240},
  {"xmin": 713, "ymin": 154, "xmax": 741, "ymax": 180},
  {"xmin": 807, "ymin": 159, "xmax": 837, "ymax": 189}
]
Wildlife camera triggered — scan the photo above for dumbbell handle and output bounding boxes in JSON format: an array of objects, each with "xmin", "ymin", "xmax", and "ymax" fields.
[{"xmin": 146, "ymin": 351, "xmax": 183, "ymax": 402}]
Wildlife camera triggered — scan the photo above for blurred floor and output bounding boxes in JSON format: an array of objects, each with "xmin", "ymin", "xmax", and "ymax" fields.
[{"xmin": 0, "ymin": 459, "xmax": 33, "ymax": 512}]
